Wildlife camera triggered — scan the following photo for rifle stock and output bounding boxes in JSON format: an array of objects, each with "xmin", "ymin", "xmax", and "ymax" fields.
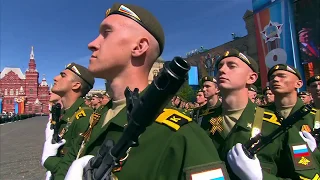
[
  {"xmin": 83, "ymin": 57, "xmax": 190, "ymax": 180},
  {"xmin": 243, "ymin": 104, "xmax": 313, "ymax": 159},
  {"xmin": 51, "ymin": 103, "xmax": 62, "ymax": 144}
]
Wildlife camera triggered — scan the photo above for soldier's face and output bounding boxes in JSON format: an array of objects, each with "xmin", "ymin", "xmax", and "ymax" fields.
[
  {"xmin": 264, "ymin": 90, "xmax": 274, "ymax": 103},
  {"xmin": 299, "ymin": 94, "xmax": 312, "ymax": 104},
  {"xmin": 217, "ymin": 57, "xmax": 257, "ymax": 91},
  {"xmin": 88, "ymin": 15, "xmax": 138, "ymax": 80},
  {"xmin": 91, "ymin": 97, "xmax": 100, "ymax": 106},
  {"xmin": 309, "ymin": 81, "xmax": 320, "ymax": 100},
  {"xmin": 196, "ymin": 92, "xmax": 206, "ymax": 104},
  {"xmin": 52, "ymin": 70, "xmax": 75, "ymax": 96},
  {"xmin": 203, "ymin": 81, "xmax": 219, "ymax": 99},
  {"xmin": 248, "ymin": 90, "xmax": 257, "ymax": 102},
  {"xmin": 269, "ymin": 70, "xmax": 302, "ymax": 94}
]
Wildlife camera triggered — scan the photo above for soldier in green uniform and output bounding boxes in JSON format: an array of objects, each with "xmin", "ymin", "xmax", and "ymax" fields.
[
  {"xmin": 84, "ymin": 95, "xmax": 92, "ymax": 107},
  {"xmin": 191, "ymin": 76, "xmax": 221, "ymax": 127},
  {"xmin": 248, "ymin": 84, "xmax": 257, "ymax": 103},
  {"xmin": 202, "ymin": 49, "xmax": 319, "ymax": 179},
  {"xmin": 41, "ymin": 63, "xmax": 95, "ymax": 179},
  {"xmin": 90, "ymin": 93, "xmax": 103, "ymax": 111},
  {"xmin": 101, "ymin": 91, "xmax": 111, "ymax": 106},
  {"xmin": 64, "ymin": 3, "xmax": 230, "ymax": 180}
]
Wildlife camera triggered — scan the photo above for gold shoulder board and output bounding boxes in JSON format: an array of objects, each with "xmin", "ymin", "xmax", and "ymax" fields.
[
  {"xmin": 155, "ymin": 108, "xmax": 192, "ymax": 131},
  {"xmin": 263, "ymin": 111, "xmax": 281, "ymax": 126},
  {"xmin": 310, "ymin": 108, "xmax": 317, "ymax": 115}
]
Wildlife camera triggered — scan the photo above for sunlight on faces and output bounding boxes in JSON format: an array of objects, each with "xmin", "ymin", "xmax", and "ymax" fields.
[
  {"xmin": 88, "ymin": 14, "xmax": 159, "ymax": 80},
  {"xmin": 52, "ymin": 70, "xmax": 82, "ymax": 96},
  {"xmin": 196, "ymin": 91, "xmax": 207, "ymax": 104},
  {"xmin": 216, "ymin": 57, "xmax": 258, "ymax": 91},
  {"xmin": 203, "ymin": 81, "xmax": 219, "ymax": 98},
  {"xmin": 265, "ymin": 90, "xmax": 275, "ymax": 103},
  {"xmin": 269, "ymin": 70, "xmax": 303, "ymax": 94}
]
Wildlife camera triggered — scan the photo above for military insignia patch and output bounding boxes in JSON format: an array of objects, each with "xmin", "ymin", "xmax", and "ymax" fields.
[
  {"xmin": 75, "ymin": 109, "xmax": 86, "ymax": 119},
  {"xmin": 184, "ymin": 162, "xmax": 230, "ymax": 180},
  {"xmin": 301, "ymin": 125, "xmax": 311, "ymax": 133},
  {"xmin": 105, "ymin": 8, "xmax": 111, "ymax": 17},
  {"xmin": 290, "ymin": 144, "xmax": 316, "ymax": 171},
  {"xmin": 263, "ymin": 111, "xmax": 280, "ymax": 126},
  {"xmin": 155, "ymin": 109, "xmax": 192, "ymax": 131}
]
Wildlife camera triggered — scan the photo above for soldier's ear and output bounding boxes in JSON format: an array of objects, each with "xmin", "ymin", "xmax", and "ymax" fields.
[
  {"xmin": 131, "ymin": 37, "xmax": 149, "ymax": 58},
  {"xmin": 295, "ymin": 79, "xmax": 303, "ymax": 89},
  {"xmin": 247, "ymin": 72, "xmax": 258, "ymax": 85},
  {"xmin": 71, "ymin": 82, "xmax": 82, "ymax": 91}
]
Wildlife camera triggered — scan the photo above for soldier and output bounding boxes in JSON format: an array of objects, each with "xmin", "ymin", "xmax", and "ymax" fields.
[
  {"xmin": 263, "ymin": 86, "xmax": 274, "ymax": 105},
  {"xmin": 191, "ymin": 76, "xmax": 220, "ymax": 126},
  {"xmin": 298, "ymin": 91, "xmax": 313, "ymax": 105},
  {"xmin": 202, "ymin": 49, "xmax": 319, "ymax": 179},
  {"xmin": 248, "ymin": 84, "xmax": 257, "ymax": 103},
  {"xmin": 84, "ymin": 95, "xmax": 92, "ymax": 107},
  {"xmin": 90, "ymin": 93, "xmax": 103, "ymax": 111},
  {"xmin": 65, "ymin": 3, "xmax": 229, "ymax": 179},
  {"xmin": 195, "ymin": 89, "xmax": 207, "ymax": 107},
  {"xmin": 101, "ymin": 91, "xmax": 111, "ymax": 106},
  {"xmin": 41, "ymin": 63, "xmax": 95, "ymax": 179},
  {"xmin": 308, "ymin": 74, "xmax": 320, "ymax": 109}
]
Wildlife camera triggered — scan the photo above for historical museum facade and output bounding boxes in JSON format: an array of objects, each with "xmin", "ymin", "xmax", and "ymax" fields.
[{"xmin": 0, "ymin": 47, "xmax": 50, "ymax": 114}]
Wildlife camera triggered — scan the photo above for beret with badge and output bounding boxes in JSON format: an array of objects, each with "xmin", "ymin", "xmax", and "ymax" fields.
[
  {"xmin": 92, "ymin": 93, "xmax": 103, "ymax": 98},
  {"xmin": 298, "ymin": 91, "xmax": 310, "ymax": 96},
  {"xmin": 248, "ymin": 84, "xmax": 257, "ymax": 92},
  {"xmin": 307, "ymin": 74, "xmax": 320, "ymax": 86},
  {"xmin": 66, "ymin": 62, "xmax": 95, "ymax": 89},
  {"xmin": 85, "ymin": 95, "xmax": 92, "ymax": 100},
  {"xmin": 215, "ymin": 48, "xmax": 259, "ymax": 73},
  {"xmin": 200, "ymin": 76, "xmax": 217, "ymax": 85},
  {"xmin": 267, "ymin": 64, "xmax": 302, "ymax": 81},
  {"xmin": 105, "ymin": 3, "xmax": 165, "ymax": 55}
]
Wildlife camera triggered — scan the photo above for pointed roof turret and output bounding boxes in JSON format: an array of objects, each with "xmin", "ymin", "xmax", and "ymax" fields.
[
  {"xmin": 30, "ymin": 46, "xmax": 35, "ymax": 59},
  {"xmin": 40, "ymin": 74, "xmax": 48, "ymax": 87}
]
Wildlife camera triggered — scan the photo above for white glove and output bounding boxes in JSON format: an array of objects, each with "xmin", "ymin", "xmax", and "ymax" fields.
[
  {"xmin": 227, "ymin": 143, "xmax": 263, "ymax": 180},
  {"xmin": 41, "ymin": 135, "xmax": 66, "ymax": 166},
  {"xmin": 45, "ymin": 171, "xmax": 52, "ymax": 180},
  {"xmin": 65, "ymin": 155, "xmax": 94, "ymax": 180},
  {"xmin": 299, "ymin": 131, "xmax": 317, "ymax": 152},
  {"xmin": 45, "ymin": 121, "xmax": 54, "ymax": 141}
]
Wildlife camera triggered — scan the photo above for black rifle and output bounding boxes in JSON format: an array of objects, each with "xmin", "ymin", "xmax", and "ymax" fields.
[
  {"xmin": 50, "ymin": 103, "xmax": 62, "ymax": 144},
  {"xmin": 83, "ymin": 57, "xmax": 190, "ymax": 180},
  {"xmin": 311, "ymin": 128, "xmax": 320, "ymax": 145},
  {"xmin": 243, "ymin": 104, "xmax": 313, "ymax": 159}
]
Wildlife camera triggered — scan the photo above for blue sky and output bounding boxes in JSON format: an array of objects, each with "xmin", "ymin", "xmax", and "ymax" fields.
[{"xmin": 0, "ymin": 0, "xmax": 252, "ymax": 90}]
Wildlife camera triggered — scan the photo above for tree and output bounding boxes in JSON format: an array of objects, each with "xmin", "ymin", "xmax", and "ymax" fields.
[{"xmin": 176, "ymin": 82, "xmax": 196, "ymax": 102}]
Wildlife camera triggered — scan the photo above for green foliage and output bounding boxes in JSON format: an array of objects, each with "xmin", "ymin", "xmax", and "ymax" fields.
[{"xmin": 176, "ymin": 82, "xmax": 196, "ymax": 102}]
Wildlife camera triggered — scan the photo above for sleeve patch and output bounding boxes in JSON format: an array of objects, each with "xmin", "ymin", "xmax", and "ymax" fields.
[
  {"xmin": 263, "ymin": 111, "xmax": 280, "ymax": 126},
  {"xmin": 290, "ymin": 143, "xmax": 316, "ymax": 171},
  {"xmin": 75, "ymin": 109, "xmax": 86, "ymax": 119},
  {"xmin": 155, "ymin": 109, "xmax": 192, "ymax": 131},
  {"xmin": 184, "ymin": 162, "xmax": 230, "ymax": 180}
]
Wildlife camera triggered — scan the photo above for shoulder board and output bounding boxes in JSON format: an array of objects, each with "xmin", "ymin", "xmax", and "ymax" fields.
[
  {"xmin": 263, "ymin": 111, "xmax": 281, "ymax": 126},
  {"xmin": 310, "ymin": 108, "xmax": 317, "ymax": 115},
  {"xmin": 155, "ymin": 108, "xmax": 192, "ymax": 131}
]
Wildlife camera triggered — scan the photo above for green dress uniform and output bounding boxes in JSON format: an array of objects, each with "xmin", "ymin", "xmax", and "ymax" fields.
[
  {"xmin": 44, "ymin": 97, "xmax": 93, "ymax": 177},
  {"xmin": 53, "ymin": 102, "xmax": 110, "ymax": 180},
  {"xmin": 44, "ymin": 62, "xmax": 96, "ymax": 179},
  {"xmin": 202, "ymin": 100, "xmax": 320, "ymax": 179},
  {"xmin": 75, "ymin": 105, "xmax": 229, "ymax": 179},
  {"xmin": 192, "ymin": 101, "xmax": 221, "ymax": 126}
]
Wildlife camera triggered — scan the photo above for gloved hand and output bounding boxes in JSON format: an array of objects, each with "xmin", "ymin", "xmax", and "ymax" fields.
[
  {"xmin": 45, "ymin": 121, "xmax": 53, "ymax": 141},
  {"xmin": 45, "ymin": 171, "xmax": 52, "ymax": 180},
  {"xmin": 299, "ymin": 131, "xmax": 317, "ymax": 152},
  {"xmin": 41, "ymin": 135, "xmax": 66, "ymax": 166},
  {"xmin": 65, "ymin": 155, "xmax": 94, "ymax": 180},
  {"xmin": 227, "ymin": 143, "xmax": 263, "ymax": 180}
]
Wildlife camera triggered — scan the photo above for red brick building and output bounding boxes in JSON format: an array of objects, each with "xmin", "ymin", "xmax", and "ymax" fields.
[{"xmin": 0, "ymin": 46, "xmax": 50, "ymax": 114}]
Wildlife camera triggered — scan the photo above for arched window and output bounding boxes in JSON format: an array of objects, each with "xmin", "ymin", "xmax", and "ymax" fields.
[
  {"xmin": 10, "ymin": 89, "xmax": 14, "ymax": 95},
  {"xmin": 5, "ymin": 89, "xmax": 7, "ymax": 95},
  {"xmin": 30, "ymin": 89, "xmax": 33, "ymax": 94},
  {"xmin": 16, "ymin": 89, "xmax": 19, "ymax": 95}
]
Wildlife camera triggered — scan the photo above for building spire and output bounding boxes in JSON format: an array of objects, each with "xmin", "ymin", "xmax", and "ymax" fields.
[{"xmin": 30, "ymin": 46, "xmax": 34, "ymax": 59}]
